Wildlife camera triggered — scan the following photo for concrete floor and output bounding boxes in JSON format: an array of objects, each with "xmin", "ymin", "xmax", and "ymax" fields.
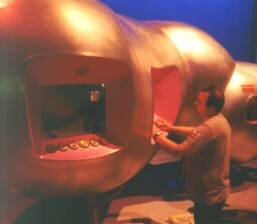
[
  {"xmin": 103, "ymin": 182, "xmax": 257, "ymax": 224},
  {"xmin": 103, "ymin": 162, "xmax": 257, "ymax": 224},
  {"xmin": 0, "ymin": 161, "xmax": 256, "ymax": 224}
]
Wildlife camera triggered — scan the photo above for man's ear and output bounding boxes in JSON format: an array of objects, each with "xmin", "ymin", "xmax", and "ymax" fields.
[{"xmin": 207, "ymin": 106, "xmax": 217, "ymax": 115}]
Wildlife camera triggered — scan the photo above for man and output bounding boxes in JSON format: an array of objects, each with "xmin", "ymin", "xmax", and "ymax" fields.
[{"xmin": 152, "ymin": 85, "xmax": 231, "ymax": 223}]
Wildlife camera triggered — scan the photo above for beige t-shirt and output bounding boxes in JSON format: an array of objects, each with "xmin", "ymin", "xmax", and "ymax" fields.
[{"xmin": 181, "ymin": 113, "xmax": 231, "ymax": 204}]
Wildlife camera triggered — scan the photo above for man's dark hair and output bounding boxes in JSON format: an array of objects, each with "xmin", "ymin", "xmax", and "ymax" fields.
[{"xmin": 202, "ymin": 85, "xmax": 225, "ymax": 113}]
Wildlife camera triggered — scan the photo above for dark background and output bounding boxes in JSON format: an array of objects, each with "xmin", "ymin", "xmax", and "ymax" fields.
[{"xmin": 101, "ymin": 0, "xmax": 257, "ymax": 63}]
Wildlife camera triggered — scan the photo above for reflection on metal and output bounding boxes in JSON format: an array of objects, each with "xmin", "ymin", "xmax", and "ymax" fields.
[
  {"xmin": 226, "ymin": 71, "xmax": 249, "ymax": 94},
  {"xmin": 165, "ymin": 29, "xmax": 213, "ymax": 57},
  {"xmin": 0, "ymin": 0, "xmax": 14, "ymax": 8},
  {"xmin": 0, "ymin": 0, "xmax": 254, "ymax": 200},
  {"xmin": 0, "ymin": 0, "xmax": 152, "ymax": 197},
  {"xmin": 61, "ymin": 4, "xmax": 93, "ymax": 31},
  {"xmin": 146, "ymin": 21, "xmax": 235, "ymax": 125},
  {"xmin": 90, "ymin": 90, "xmax": 101, "ymax": 102},
  {"xmin": 245, "ymin": 95, "xmax": 257, "ymax": 124},
  {"xmin": 223, "ymin": 62, "xmax": 257, "ymax": 163},
  {"xmin": 0, "ymin": 0, "xmax": 181, "ymax": 197}
]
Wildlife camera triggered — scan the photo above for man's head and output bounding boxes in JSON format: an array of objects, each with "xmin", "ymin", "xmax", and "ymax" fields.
[{"xmin": 195, "ymin": 85, "xmax": 225, "ymax": 118}]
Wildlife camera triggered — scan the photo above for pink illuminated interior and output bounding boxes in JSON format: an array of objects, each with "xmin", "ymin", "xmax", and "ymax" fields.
[{"xmin": 152, "ymin": 66, "xmax": 182, "ymax": 124}]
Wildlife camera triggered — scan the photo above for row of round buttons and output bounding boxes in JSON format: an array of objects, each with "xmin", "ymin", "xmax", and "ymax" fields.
[{"xmin": 45, "ymin": 138, "xmax": 109, "ymax": 153}]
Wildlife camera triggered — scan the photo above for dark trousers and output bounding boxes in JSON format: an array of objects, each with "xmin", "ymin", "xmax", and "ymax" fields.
[{"xmin": 194, "ymin": 200, "xmax": 225, "ymax": 224}]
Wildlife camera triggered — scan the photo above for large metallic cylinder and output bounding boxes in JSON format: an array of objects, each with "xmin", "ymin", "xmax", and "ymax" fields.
[
  {"xmin": 145, "ymin": 21, "xmax": 235, "ymax": 125},
  {"xmin": 149, "ymin": 21, "xmax": 256, "ymax": 165},
  {"xmin": 1, "ymin": 0, "xmax": 251, "ymax": 201},
  {"xmin": 0, "ymin": 0, "xmax": 184, "ymax": 197},
  {"xmin": 146, "ymin": 21, "xmax": 235, "ymax": 164},
  {"xmin": 0, "ymin": 0, "xmax": 148, "ymax": 197}
]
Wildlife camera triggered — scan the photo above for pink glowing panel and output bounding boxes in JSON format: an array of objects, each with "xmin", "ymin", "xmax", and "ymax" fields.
[{"xmin": 152, "ymin": 66, "xmax": 182, "ymax": 124}]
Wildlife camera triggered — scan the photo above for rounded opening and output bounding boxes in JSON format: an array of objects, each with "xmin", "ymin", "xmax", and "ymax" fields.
[
  {"xmin": 151, "ymin": 65, "xmax": 182, "ymax": 123},
  {"xmin": 245, "ymin": 95, "xmax": 257, "ymax": 125},
  {"xmin": 24, "ymin": 53, "xmax": 132, "ymax": 160},
  {"xmin": 150, "ymin": 65, "xmax": 183, "ymax": 165}
]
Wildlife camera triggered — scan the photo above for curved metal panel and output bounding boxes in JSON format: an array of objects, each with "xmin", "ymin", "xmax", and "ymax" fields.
[
  {"xmin": 223, "ymin": 62, "xmax": 257, "ymax": 163},
  {"xmin": 0, "ymin": 0, "xmax": 154, "ymax": 197},
  {"xmin": 145, "ymin": 21, "xmax": 235, "ymax": 125},
  {"xmin": 1, "ymin": 0, "xmax": 252, "ymax": 199}
]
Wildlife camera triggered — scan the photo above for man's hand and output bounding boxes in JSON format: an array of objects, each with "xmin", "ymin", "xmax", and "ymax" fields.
[
  {"xmin": 152, "ymin": 124, "xmax": 159, "ymax": 137},
  {"xmin": 154, "ymin": 118, "xmax": 172, "ymax": 132}
]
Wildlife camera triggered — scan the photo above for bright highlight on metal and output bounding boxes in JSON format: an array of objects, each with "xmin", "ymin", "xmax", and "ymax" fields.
[
  {"xmin": 0, "ymin": 0, "xmax": 14, "ymax": 8},
  {"xmin": 60, "ymin": 4, "xmax": 96, "ymax": 33}
]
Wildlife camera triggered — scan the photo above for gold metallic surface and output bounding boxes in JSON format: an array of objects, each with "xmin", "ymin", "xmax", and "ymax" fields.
[
  {"xmin": 90, "ymin": 140, "xmax": 100, "ymax": 147},
  {"xmin": 58, "ymin": 143, "xmax": 69, "ymax": 152},
  {"xmin": 0, "ymin": 0, "xmax": 252, "ymax": 199},
  {"xmin": 146, "ymin": 21, "xmax": 235, "ymax": 125},
  {"xmin": 68, "ymin": 142, "xmax": 80, "ymax": 150},
  {"xmin": 79, "ymin": 140, "xmax": 90, "ymax": 148},
  {"xmin": 0, "ymin": 0, "xmax": 153, "ymax": 197},
  {"xmin": 0, "ymin": 0, "xmax": 15, "ymax": 8}
]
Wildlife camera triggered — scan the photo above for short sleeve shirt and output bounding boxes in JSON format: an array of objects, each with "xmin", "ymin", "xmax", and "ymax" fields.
[{"xmin": 181, "ymin": 113, "xmax": 231, "ymax": 204}]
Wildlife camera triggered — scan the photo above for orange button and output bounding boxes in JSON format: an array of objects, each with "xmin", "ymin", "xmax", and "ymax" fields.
[
  {"xmin": 90, "ymin": 139, "xmax": 99, "ymax": 147},
  {"xmin": 58, "ymin": 144, "xmax": 69, "ymax": 152},
  {"xmin": 68, "ymin": 142, "xmax": 79, "ymax": 150},
  {"xmin": 79, "ymin": 140, "xmax": 90, "ymax": 148}
]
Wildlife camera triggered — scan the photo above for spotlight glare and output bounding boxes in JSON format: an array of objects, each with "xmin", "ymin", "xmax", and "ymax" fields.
[{"xmin": 0, "ymin": 0, "xmax": 15, "ymax": 8}]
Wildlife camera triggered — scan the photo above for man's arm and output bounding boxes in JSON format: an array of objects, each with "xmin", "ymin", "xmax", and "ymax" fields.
[
  {"xmin": 152, "ymin": 131, "xmax": 188, "ymax": 157},
  {"xmin": 152, "ymin": 123, "xmax": 213, "ymax": 158},
  {"xmin": 170, "ymin": 126, "xmax": 196, "ymax": 136},
  {"xmin": 155, "ymin": 118, "xmax": 195, "ymax": 136}
]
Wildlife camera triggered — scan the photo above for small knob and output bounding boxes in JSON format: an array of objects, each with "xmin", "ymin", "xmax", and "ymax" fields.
[
  {"xmin": 79, "ymin": 140, "xmax": 90, "ymax": 148},
  {"xmin": 90, "ymin": 139, "xmax": 99, "ymax": 147},
  {"xmin": 68, "ymin": 142, "xmax": 79, "ymax": 150},
  {"xmin": 99, "ymin": 138, "xmax": 109, "ymax": 146},
  {"xmin": 58, "ymin": 144, "xmax": 69, "ymax": 152},
  {"xmin": 45, "ymin": 144, "xmax": 57, "ymax": 153}
]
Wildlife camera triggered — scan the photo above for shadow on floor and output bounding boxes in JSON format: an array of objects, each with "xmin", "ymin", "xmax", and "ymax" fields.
[
  {"xmin": 120, "ymin": 162, "xmax": 183, "ymax": 197},
  {"xmin": 187, "ymin": 206, "xmax": 257, "ymax": 224},
  {"xmin": 220, "ymin": 209, "xmax": 257, "ymax": 224},
  {"xmin": 117, "ymin": 218, "xmax": 153, "ymax": 224},
  {"xmin": 230, "ymin": 164, "xmax": 257, "ymax": 188},
  {"xmin": 117, "ymin": 162, "xmax": 256, "ymax": 201}
]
